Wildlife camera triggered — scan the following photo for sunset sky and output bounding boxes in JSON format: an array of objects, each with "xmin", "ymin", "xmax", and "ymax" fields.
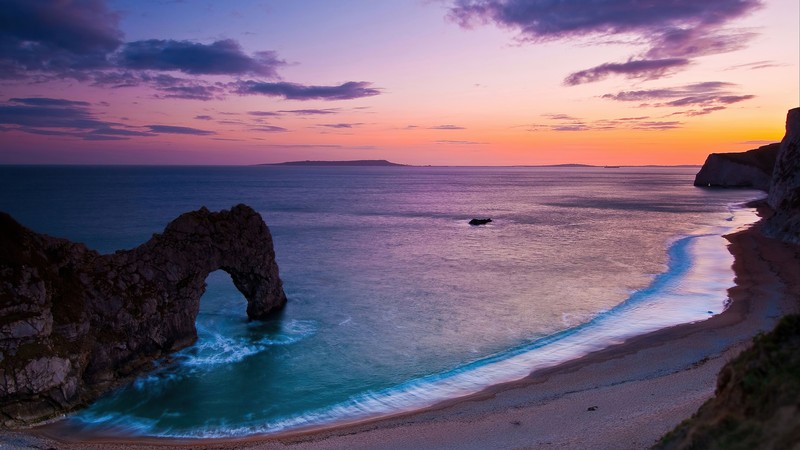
[{"xmin": 1, "ymin": 0, "xmax": 798, "ymax": 166}]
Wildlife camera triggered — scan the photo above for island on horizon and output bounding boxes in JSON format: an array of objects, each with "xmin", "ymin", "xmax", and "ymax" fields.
[{"xmin": 261, "ymin": 159, "xmax": 407, "ymax": 167}]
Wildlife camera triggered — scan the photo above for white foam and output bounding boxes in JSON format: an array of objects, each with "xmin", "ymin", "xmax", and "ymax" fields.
[
  {"xmin": 76, "ymin": 204, "xmax": 760, "ymax": 438},
  {"xmin": 179, "ymin": 319, "xmax": 317, "ymax": 367}
]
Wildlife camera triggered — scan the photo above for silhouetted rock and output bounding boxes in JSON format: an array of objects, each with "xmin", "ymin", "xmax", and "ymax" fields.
[
  {"xmin": 693, "ymin": 143, "xmax": 780, "ymax": 190},
  {"xmin": 469, "ymin": 218, "xmax": 492, "ymax": 226},
  {"xmin": 0, "ymin": 204, "xmax": 286, "ymax": 427},
  {"xmin": 764, "ymin": 108, "xmax": 800, "ymax": 244}
]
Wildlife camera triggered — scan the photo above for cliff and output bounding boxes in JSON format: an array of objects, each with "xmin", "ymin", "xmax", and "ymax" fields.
[
  {"xmin": 693, "ymin": 143, "xmax": 780, "ymax": 190},
  {"xmin": 656, "ymin": 108, "xmax": 800, "ymax": 448},
  {"xmin": 654, "ymin": 315, "xmax": 800, "ymax": 450},
  {"xmin": 764, "ymin": 108, "xmax": 800, "ymax": 244},
  {"xmin": 0, "ymin": 204, "xmax": 286, "ymax": 427}
]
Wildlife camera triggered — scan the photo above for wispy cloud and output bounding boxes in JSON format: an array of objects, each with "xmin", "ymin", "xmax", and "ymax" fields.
[
  {"xmin": 430, "ymin": 124, "xmax": 466, "ymax": 130},
  {"xmin": 601, "ymin": 81, "xmax": 755, "ymax": 114},
  {"xmin": 251, "ymin": 125, "xmax": 289, "ymax": 132},
  {"xmin": 725, "ymin": 60, "xmax": 786, "ymax": 71},
  {"xmin": 448, "ymin": 0, "xmax": 762, "ymax": 83},
  {"xmin": 234, "ymin": 81, "xmax": 381, "ymax": 100},
  {"xmin": 528, "ymin": 113, "xmax": 682, "ymax": 132},
  {"xmin": 0, "ymin": 97, "xmax": 163, "ymax": 140},
  {"xmin": 279, "ymin": 109, "xmax": 340, "ymax": 115},
  {"xmin": 146, "ymin": 125, "xmax": 216, "ymax": 135},
  {"xmin": 248, "ymin": 111, "xmax": 281, "ymax": 117},
  {"xmin": 564, "ymin": 58, "xmax": 690, "ymax": 85},
  {"xmin": 319, "ymin": 123, "xmax": 362, "ymax": 129},
  {"xmin": 435, "ymin": 139, "xmax": 488, "ymax": 144}
]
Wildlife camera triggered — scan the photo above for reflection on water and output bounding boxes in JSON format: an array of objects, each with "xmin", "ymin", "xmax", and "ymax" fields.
[{"xmin": 0, "ymin": 166, "xmax": 762, "ymax": 436}]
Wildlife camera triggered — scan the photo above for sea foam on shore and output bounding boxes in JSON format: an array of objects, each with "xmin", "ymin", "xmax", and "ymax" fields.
[{"xmin": 70, "ymin": 204, "xmax": 759, "ymax": 438}]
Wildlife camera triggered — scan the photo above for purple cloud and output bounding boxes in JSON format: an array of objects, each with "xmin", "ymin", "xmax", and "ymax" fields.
[
  {"xmin": 248, "ymin": 111, "xmax": 281, "ymax": 117},
  {"xmin": 529, "ymin": 113, "xmax": 683, "ymax": 131},
  {"xmin": 0, "ymin": 100, "xmax": 108, "ymax": 129},
  {"xmin": 564, "ymin": 58, "xmax": 690, "ymax": 85},
  {"xmin": 118, "ymin": 39, "xmax": 283, "ymax": 77},
  {"xmin": 449, "ymin": 0, "xmax": 762, "ymax": 83},
  {"xmin": 449, "ymin": 0, "xmax": 760, "ymax": 43},
  {"xmin": 435, "ymin": 140, "xmax": 487, "ymax": 144},
  {"xmin": 0, "ymin": 0, "xmax": 121, "ymax": 77},
  {"xmin": 146, "ymin": 125, "xmax": 215, "ymax": 135},
  {"xmin": 320, "ymin": 123, "xmax": 362, "ymax": 129},
  {"xmin": 194, "ymin": 115, "xmax": 213, "ymax": 120},
  {"xmin": 601, "ymin": 82, "xmax": 755, "ymax": 114},
  {"xmin": 0, "ymin": 97, "xmax": 157, "ymax": 140},
  {"xmin": 279, "ymin": 109, "xmax": 340, "ymax": 115},
  {"xmin": 235, "ymin": 81, "xmax": 380, "ymax": 100},
  {"xmin": 725, "ymin": 60, "xmax": 785, "ymax": 71},
  {"xmin": 0, "ymin": 1, "xmax": 379, "ymax": 104},
  {"xmin": 9, "ymin": 97, "xmax": 91, "ymax": 107},
  {"xmin": 430, "ymin": 124, "xmax": 466, "ymax": 130},
  {"xmin": 89, "ymin": 127, "xmax": 154, "ymax": 137},
  {"xmin": 251, "ymin": 126, "xmax": 288, "ymax": 132}
]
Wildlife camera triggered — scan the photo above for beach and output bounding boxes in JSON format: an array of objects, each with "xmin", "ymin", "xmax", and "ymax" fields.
[{"xmin": 2, "ymin": 209, "xmax": 798, "ymax": 450}]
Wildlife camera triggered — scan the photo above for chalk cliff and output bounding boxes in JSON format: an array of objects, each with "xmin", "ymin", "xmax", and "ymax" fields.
[
  {"xmin": 693, "ymin": 143, "xmax": 780, "ymax": 190},
  {"xmin": 764, "ymin": 107, "xmax": 800, "ymax": 244},
  {"xmin": 0, "ymin": 204, "xmax": 286, "ymax": 427}
]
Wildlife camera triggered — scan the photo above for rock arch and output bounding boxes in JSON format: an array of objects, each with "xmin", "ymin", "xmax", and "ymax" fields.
[{"xmin": 0, "ymin": 204, "xmax": 286, "ymax": 426}]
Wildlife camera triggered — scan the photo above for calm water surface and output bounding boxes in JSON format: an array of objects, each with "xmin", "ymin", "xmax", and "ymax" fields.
[{"xmin": 0, "ymin": 166, "xmax": 761, "ymax": 436}]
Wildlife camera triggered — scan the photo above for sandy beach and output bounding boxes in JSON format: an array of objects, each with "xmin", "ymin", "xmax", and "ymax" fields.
[{"xmin": 3, "ymin": 213, "xmax": 799, "ymax": 450}]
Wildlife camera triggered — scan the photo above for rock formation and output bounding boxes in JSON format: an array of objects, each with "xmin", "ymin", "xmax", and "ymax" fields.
[
  {"xmin": 469, "ymin": 218, "xmax": 492, "ymax": 226},
  {"xmin": 693, "ymin": 107, "xmax": 800, "ymax": 245},
  {"xmin": 764, "ymin": 108, "xmax": 800, "ymax": 244},
  {"xmin": 693, "ymin": 143, "xmax": 780, "ymax": 190},
  {"xmin": 0, "ymin": 204, "xmax": 286, "ymax": 427}
]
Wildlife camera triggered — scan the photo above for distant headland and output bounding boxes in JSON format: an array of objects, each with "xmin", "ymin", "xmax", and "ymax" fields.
[{"xmin": 261, "ymin": 160, "xmax": 407, "ymax": 167}]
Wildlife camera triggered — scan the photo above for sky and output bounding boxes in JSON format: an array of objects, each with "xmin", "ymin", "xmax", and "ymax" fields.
[{"xmin": 0, "ymin": 0, "xmax": 798, "ymax": 166}]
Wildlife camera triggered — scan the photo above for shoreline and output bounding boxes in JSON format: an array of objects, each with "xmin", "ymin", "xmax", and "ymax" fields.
[{"xmin": 4, "ymin": 211, "xmax": 799, "ymax": 449}]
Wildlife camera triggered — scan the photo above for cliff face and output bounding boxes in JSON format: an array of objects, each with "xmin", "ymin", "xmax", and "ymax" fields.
[
  {"xmin": 0, "ymin": 204, "xmax": 286, "ymax": 427},
  {"xmin": 764, "ymin": 108, "xmax": 800, "ymax": 244},
  {"xmin": 693, "ymin": 143, "xmax": 780, "ymax": 190}
]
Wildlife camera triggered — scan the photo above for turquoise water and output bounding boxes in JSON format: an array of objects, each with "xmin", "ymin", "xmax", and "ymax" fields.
[{"xmin": 0, "ymin": 166, "xmax": 760, "ymax": 437}]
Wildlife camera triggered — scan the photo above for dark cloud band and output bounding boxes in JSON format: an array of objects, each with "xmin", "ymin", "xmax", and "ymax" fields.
[{"xmin": 235, "ymin": 81, "xmax": 380, "ymax": 100}]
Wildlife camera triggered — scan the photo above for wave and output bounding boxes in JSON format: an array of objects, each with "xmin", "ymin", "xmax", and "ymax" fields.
[{"xmin": 74, "ymin": 204, "xmax": 757, "ymax": 438}]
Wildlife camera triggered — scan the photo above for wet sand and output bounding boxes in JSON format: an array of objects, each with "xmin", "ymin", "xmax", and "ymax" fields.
[{"xmin": 3, "ymin": 217, "xmax": 799, "ymax": 450}]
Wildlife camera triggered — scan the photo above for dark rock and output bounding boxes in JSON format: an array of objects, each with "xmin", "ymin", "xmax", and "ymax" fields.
[
  {"xmin": 0, "ymin": 204, "xmax": 286, "ymax": 427},
  {"xmin": 469, "ymin": 218, "xmax": 492, "ymax": 226},
  {"xmin": 764, "ymin": 107, "xmax": 800, "ymax": 244},
  {"xmin": 693, "ymin": 143, "xmax": 780, "ymax": 190}
]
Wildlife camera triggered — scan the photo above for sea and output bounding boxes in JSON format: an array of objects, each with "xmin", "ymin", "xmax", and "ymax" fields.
[{"xmin": 0, "ymin": 165, "xmax": 761, "ymax": 438}]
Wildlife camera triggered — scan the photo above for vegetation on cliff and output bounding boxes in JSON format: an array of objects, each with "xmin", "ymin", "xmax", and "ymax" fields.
[{"xmin": 655, "ymin": 314, "xmax": 800, "ymax": 449}]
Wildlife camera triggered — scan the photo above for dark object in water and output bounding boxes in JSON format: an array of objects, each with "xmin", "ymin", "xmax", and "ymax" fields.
[{"xmin": 469, "ymin": 218, "xmax": 492, "ymax": 226}]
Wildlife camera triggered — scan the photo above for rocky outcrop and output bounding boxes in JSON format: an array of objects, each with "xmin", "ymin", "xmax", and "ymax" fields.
[
  {"xmin": 693, "ymin": 143, "xmax": 780, "ymax": 190},
  {"xmin": 468, "ymin": 218, "xmax": 492, "ymax": 226},
  {"xmin": 0, "ymin": 204, "xmax": 286, "ymax": 427},
  {"xmin": 764, "ymin": 108, "xmax": 800, "ymax": 244}
]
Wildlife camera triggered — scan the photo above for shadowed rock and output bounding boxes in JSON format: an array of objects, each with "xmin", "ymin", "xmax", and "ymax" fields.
[
  {"xmin": 693, "ymin": 143, "xmax": 780, "ymax": 190},
  {"xmin": 765, "ymin": 107, "xmax": 800, "ymax": 244},
  {"xmin": 0, "ymin": 204, "xmax": 286, "ymax": 427}
]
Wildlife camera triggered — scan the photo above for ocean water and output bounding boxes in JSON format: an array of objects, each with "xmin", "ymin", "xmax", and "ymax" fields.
[{"xmin": 0, "ymin": 165, "xmax": 761, "ymax": 437}]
